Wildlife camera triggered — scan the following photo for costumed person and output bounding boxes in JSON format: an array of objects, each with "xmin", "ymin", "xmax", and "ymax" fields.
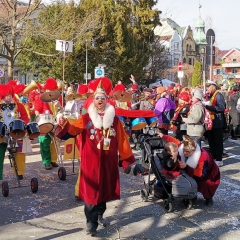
[
  {"xmin": 157, "ymin": 133, "xmax": 220, "ymax": 205},
  {"xmin": 154, "ymin": 87, "xmax": 176, "ymax": 135},
  {"xmin": 203, "ymin": 80, "xmax": 226, "ymax": 167},
  {"xmin": 34, "ymin": 78, "xmax": 61, "ymax": 170},
  {"xmin": 113, "ymin": 82, "xmax": 130, "ymax": 110},
  {"xmin": 171, "ymin": 91, "xmax": 190, "ymax": 141},
  {"xmin": 182, "ymin": 88, "xmax": 205, "ymax": 146},
  {"xmin": 0, "ymin": 84, "xmax": 29, "ymax": 180},
  {"xmin": 55, "ymin": 80, "xmax": 135, "ymax": 236}
]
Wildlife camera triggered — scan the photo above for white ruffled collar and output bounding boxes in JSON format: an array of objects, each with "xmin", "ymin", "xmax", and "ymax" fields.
[
  {"xmin": 88, "ymin": 103, "xmax": 115, "ymax": 129},
  {"xmin": 178, "ymin": 144, "xmax": 201, "ymax": 169}
]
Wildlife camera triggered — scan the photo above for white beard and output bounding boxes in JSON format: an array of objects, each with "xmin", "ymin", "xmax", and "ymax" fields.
[{"xmin": 88, "ymin": 103, "xmax": 115, "ymax": 129}]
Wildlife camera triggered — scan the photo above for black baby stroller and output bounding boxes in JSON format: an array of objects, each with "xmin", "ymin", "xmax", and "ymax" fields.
[{"xmin": 135, "ymin": 134, "xmax": 198, "ymax": 212}]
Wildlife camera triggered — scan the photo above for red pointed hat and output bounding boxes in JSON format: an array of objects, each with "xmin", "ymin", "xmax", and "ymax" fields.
[
  {"xmin": 92, "ymin": 77, "xmax": 113, "ymax": 96},
  {"xmin": 43, "ymin": 78, "xmax": 58, "ymax": 91},
  {"xmin": 13, "ymin": 84, "xmax": 26, "ymax": 95}
]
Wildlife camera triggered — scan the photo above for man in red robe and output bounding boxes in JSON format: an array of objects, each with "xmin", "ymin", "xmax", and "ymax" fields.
[{"xmin": 55, "ymin": 80, "xmax": 135, "ymax": 236}]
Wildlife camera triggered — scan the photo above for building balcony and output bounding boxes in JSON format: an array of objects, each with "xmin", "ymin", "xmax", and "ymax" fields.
[
  {"xmin": 222, "ymin": 62, "xmax": 240, "ymax": 68},
  {"xmin": 186, "ymin": 51, "xmax": 196, "ymax": 56}
]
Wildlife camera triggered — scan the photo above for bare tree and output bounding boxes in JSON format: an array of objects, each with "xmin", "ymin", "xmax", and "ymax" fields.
[{"xmin": 0, "ymin": 0, "xmax": 42, "ymax": 79}]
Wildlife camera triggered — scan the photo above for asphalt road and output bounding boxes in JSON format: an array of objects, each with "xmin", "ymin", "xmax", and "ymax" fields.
[{"xmin": 0, "ymin": 138, "xmax": 240, "ymax": 240}]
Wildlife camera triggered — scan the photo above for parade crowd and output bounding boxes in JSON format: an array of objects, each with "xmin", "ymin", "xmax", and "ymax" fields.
[{"xmin": 0, "ymin": 76, "xmax": 239, "ymax": 236}]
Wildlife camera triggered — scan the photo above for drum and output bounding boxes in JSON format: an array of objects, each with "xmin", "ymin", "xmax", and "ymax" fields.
[
  {"xmin": 146, "ymin": 117, "xmax": 158, "ymax": 127},
  {"xmin": 26, "ymin": 122, "xmax": 40, "ymax": 139},
  {"xmin": 9, "ymin": 119, "xmax": 26, "ymax": 139},
  {"xmin": 131, "ymin": 118, "xmax": 147, "ymax": 130},
  {"xmin": 37, "ymin": 114, "xmax": 55, "ymax": 134},
  {"xmin": 0, "ymin": 121, "xmax": 6, "ymax": 143}
]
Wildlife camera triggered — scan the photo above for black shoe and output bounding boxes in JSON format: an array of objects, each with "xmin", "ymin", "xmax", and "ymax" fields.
[
  {"xmin": 232, "ymin": 136, "xmax": 238, "ymax": 140},
  {"xmin": 205, "ymin": 198, "xmax": 213, "ymax": 206},
  {"xmin": 98, "ymin": 216, "xmax": 107, "ymax": 227},
  {"xmin": 124, "ymin": 166, "xmax": 131, "ymax": 174},
  {"xmin": 45, "ymin": 165, "xmax": 52, "ymax": 170},
  {"xmin": 86, "ymin": 226, "xmax": 97, "ymax": 236},
  {"xmin": 18, "ymin": 175, "xmax": 23, "ymax": 180},
  {"xmin": 51, "ymin": 162, "xmax": 59, "ymax": 167}
]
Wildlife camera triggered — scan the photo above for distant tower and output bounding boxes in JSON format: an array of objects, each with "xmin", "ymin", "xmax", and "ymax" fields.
[{"xmin": 193, "ymin": 3, "xmax": 207, "ymax": 45}]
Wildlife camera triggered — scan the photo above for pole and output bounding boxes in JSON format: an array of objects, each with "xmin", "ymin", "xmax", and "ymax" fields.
[
  {"xmin": 210, "ymin": 36, "xmax": 213, "ymax": 81},
  {"xmin": 62, "ymin": 50, "xmax": 66, "ymax": 108},
  {"xmin": 203, "ymin": 56, "xmax": 206, "ymax": 93},
  {"xmin": 85, "ymin": 41, "xmax": 88, "ymax": 84}
]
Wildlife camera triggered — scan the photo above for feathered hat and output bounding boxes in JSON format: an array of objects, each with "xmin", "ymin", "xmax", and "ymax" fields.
[
  {"xmin": 43, "ymin": 78, "xmax": 58, "ymax": 91},
  {"xmin": 92, "ymin": 77, "xmax": 113, "ymax": 96},
  {"xmin": 7, "ymin": 80, "xmax": 18, "ymax": 88},
  {"xmin": 77, "ymin": 84, "xmax": 88, "ymax": 95},
  {"xmin": 0, "ymin": 84, "xmax": 14, "ymax": 99},
  {"xmin": 13, "ymin": 84, "xmax": 26, "ymax": 95}
]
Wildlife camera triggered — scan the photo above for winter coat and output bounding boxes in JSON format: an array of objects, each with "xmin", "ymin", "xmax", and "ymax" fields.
[
  {"xmin": 154, "ymin": 97, "xmax": 176, "ymax": 124},
  {"xmin": 185, "ymin": 101, "xmax": 205, "ymax": 137},
  {"xmin": 205, "ymin": 92, "xmax": 226, "ymax": 128},
  {"xmin": 229, "ymin": 92, "xmax": 240, "ymax": 126}
]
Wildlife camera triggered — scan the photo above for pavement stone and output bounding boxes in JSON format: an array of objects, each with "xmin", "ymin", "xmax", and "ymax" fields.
[{"xmin": 0, "ymin": 139, "xmax": 240, "ymax": 239}]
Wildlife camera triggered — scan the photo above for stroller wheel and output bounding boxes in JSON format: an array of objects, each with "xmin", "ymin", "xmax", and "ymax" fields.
[
  {"xmin": 140, "ymin": 189, "xmax": 148, "ymax": 202},
  {"xmin": 164, "ymin": 199, "xmax": 173, "ymax": 212},
  {"xmin": 183, "ymin": 199, "xmax": 193, "ymax": 210}
]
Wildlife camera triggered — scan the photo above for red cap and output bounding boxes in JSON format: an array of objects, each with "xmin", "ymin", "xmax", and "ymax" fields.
[
  {"xmin": 131, "ymin": 84, "xmax": 138, "ymax": 91},
  {"xmin": 113, "ymin": 83, "xmax": 125, "ymax": 92},
  {"xmin": 178, "ymin": 92, "xmax": 190, "ymax": 102}
]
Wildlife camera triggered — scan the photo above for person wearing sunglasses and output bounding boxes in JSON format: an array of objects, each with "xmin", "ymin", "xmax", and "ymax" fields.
[{"xmin": 55, "ymin": 79, "xmax": 135, "ymax": 236}]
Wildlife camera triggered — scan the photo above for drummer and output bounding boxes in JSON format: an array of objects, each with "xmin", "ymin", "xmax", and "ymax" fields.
[
  {"xmin": 34, "ymin": 78, "xmax": 62, "ymax": 170},
  {"xmin": 0, "ymin": 84, "xmax": 29, "ymax": 180}
]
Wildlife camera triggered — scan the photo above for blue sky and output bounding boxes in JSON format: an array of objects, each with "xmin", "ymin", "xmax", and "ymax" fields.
[{"xmin": 156, "ymin": 0, "xmax": 239, "ymax": 50}]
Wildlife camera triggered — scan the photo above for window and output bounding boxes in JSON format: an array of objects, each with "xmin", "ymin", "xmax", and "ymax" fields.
[
  {"xmin": 233, "ymin": 58, "xmax": 237, "ymax": 63},
  {"xmin": 232, "ymin": 68, "xmax": 237, "ymax": 74},
  {"xmin": 189, "ymin": 58, "xmax": 192, "ymax": 65},
  {"xmin": 187, "ymin": 44, "xmax": 189, "ymax": 51},
  {"xmin": 183, "ymin": 58, "xmax": 186, "ymax": 63},
  {"xmin": 174, "ymin": 42, "xmax": 179, "ymax": 50}
]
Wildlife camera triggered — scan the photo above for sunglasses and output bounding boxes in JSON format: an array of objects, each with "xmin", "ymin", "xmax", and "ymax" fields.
[{"xmin": 95, "ymin": 96, "xmax": 106, "ymax": 100}]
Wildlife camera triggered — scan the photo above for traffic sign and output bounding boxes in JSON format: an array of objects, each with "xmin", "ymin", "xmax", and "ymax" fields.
[
  {"xmin": 206, "ymin": 29, "xmax": 215, "ymax": 45},
  {"xmin": 84, "ymin": 73, "xmax": 91, "ymax": 80},
  {"xmin": 178, "ymin": 71, "xmax": 184, "ymax": 78},
  {"xmin": 95, "ymin": 68, "xmax": 105, "ymax": 78},
  {"xmin": 178, "ymin": 62, "xmax": 182, "ymax": 71},
  {"xmin": 56, "ymin": 40, "xmax": 73, "ymax": 52},
  {"xmin": 0, "ymin": 68, "xmax": 4, "ymax": 77}
]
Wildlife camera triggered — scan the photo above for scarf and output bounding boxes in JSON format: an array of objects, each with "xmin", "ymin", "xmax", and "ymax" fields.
[{"xmin": 209, "ymin": 90, "xmax": 219, "ymax": 120}]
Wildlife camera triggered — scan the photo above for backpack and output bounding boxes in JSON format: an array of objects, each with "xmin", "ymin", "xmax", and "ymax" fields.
[
  {"xmin": 203, "ymin": 107, "xmax": 213, "ymax": 131},
  {"xmin": 236, "ymin": 97, "xmax": 240, "ymax": 113}
]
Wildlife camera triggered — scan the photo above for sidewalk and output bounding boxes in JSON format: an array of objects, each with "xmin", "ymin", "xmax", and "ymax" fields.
[{"xmin": 0, "ymin": 140, "xmax": 240, "ymax": 239}]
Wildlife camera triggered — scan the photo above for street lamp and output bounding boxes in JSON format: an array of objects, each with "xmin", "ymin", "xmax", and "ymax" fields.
[
  {"xmin": 201, "ymin": 47, "xmax": 206, "ymax": 92},
  {"xmin": 85, "ymin": 39, "xmax": 95, "ymax": 84}
]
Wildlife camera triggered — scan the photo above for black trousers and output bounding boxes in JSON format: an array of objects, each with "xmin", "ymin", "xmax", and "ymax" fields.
[
  {"xmin": 84, "ymin": 202, "xmax": 106, "ymax": 229},
  {"xmin": 207, "ymin": 128, "xmax": 223, "ymax": 161}
]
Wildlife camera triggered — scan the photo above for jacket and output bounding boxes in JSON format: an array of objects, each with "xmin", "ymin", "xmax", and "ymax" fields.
[
  {"xmin": 154, "ymin": 97, "xmax": 176, "ymax": 124},
  {"xmin": 185, "ymin": 101, "xmax": 205, "ymax": 137}
]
